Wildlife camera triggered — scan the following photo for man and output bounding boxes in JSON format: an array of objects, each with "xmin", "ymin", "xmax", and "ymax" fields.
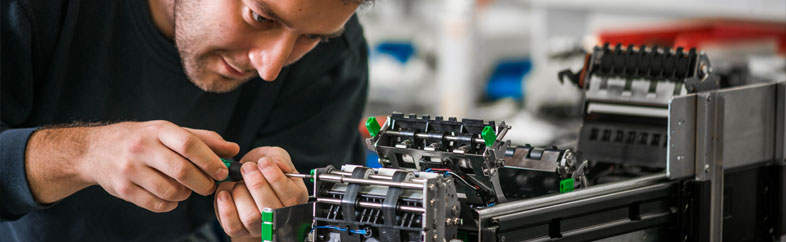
[{"xmin": 0, "ymin": 0, "xmax": 369, "ymax": 241}]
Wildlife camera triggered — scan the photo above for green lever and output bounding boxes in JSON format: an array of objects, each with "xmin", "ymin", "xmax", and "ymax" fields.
[
  {"xmin": 366, "ymin": 117, "xmax": 381, "ymax": 137},
  {"xmin": 481, "ymin": 126, "xmax": 496, "ymax": 147},
  {"xmin": 560, "ymin": 178, "xmax": 575, "ymax": 193}
]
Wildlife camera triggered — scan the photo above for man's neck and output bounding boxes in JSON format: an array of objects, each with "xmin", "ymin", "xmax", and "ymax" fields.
[{"xmin": 148, "ymin": 0, "xmax": 175, "ymax": 40}]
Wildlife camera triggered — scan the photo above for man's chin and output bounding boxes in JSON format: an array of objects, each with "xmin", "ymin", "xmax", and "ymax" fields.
[{"xmin": 190, "ymin": 75, "xmax": 251, "ymax": 93}]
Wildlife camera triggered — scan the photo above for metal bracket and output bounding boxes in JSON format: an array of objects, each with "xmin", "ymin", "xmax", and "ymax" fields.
[
  {"xmin": 668, "ymin": 94, "xmax": 697, "ymax": 179},
  {"xmin": 694, "ymin": 91, "xmax": 724, "ymax": 242},
  {"xmin": 776, "ymin": 82, "xmax": 786, "ymax": 166},
  {"xmin": 776, "ymin": 82, "xmax": 786, "ymax": 241}
]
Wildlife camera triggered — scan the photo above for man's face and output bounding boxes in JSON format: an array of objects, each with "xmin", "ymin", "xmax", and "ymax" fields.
[{"xmin": 173, "ymin": 0, "xmax": 358, "ymax": 93}]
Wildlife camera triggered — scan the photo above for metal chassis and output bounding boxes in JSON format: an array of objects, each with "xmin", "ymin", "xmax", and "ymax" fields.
[{"xmin": 471, "ymin": 81, "xmax": 786, "ymax": 242}]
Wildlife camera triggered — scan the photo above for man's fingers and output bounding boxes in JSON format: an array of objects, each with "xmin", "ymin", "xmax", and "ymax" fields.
[
  {"xmin": 113, "ymin": 182, "xmax": 177, "ymax": 213},
  {"xmin": 131, "ymin": 166, "xmax": 191, "ymax": 202},
  {"xmin": 240, "ymin": 162, "xmax": 284, "ymax": 210},
  {"xmin": 156, "ymin": 123, "xmax": 228, "ymax": 181},
  {"xmin": 146, "ymin": 146, "xmax": 215, "ymax": 195},
  {"xmin": 216, "ymin": 190, "xmax": 249, "ymax": 237},
  {"xmin": 242, "ymin": 147, "xmax": 295, "ymax": 171},
  {"xmin": 231, "ymin": 183, "xmax": 263, "ymax": 237},
  {"xmin": 258, "ymin": 157, "xmax": 308, "ymax": 206},
  {"xmin": 183, "ymin": 128, "xmax": 240, "ymax": 158}
]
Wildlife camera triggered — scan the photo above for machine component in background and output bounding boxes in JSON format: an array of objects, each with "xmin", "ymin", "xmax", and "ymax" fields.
[
  {"xmin": 559, "ymin": 43, "xmax": 719, "ymax": 168},
  {"xmin": 365, "ymin": 113, "xmax": 587, "ymax": 205}
]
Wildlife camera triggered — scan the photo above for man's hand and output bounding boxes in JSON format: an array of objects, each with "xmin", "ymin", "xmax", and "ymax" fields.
[
  {"xmin": 213, "ymin": 147, "xmax": 308, "ymax": 239},
  {"xmin": 25, "ymin": 121, "xmax": 239, "ymax": 213}
]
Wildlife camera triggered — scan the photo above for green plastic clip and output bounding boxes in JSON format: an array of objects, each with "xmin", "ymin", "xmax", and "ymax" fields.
[
  {"xmin": 261, "ymin": 208, "xmax": 274, "ymax": 222},
  {"xmin": 309, "ymin": 169, "xmax": 316, "ymax": 183},
  {"xmin": 261, "ymin": 222, "xmax": 273, "ymax": 241},
  {"xmin": 366, "ymin": 117, "xmax": 381, "ymax": 137},
  {"xmin": 481, "ymin": 126, "xmax": 496, "ymax": 147},
  {"xmin": 261, "ymin": 208, "xmax": 274, "ymax": 241},
  {"xmin": 559, "ymin": 178, "xmax": 575, "ymax": 193}
]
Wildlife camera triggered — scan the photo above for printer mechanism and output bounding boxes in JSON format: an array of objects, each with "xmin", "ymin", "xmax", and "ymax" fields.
[{"xmin": 260, "ymin": 44, "xmax": 785, "ymax": 242}]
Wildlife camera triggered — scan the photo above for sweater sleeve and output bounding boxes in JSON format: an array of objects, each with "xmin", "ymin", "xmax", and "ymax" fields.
[{"xmin": 1, "ymin": 0, "xmax": 51, "ymax": 221}]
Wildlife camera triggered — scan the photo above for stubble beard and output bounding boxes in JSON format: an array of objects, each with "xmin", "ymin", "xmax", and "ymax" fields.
[{"xmin": 172, "ymin": 0, "xmax": 251, "ymax": 93}]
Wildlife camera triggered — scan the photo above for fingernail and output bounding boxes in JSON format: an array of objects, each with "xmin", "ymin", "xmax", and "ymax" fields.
[
  {"xmin": 258, "ymin": 157, "xmax": 270, "ymax": 170},
  {"xmin": 215, "ymin": 167, "xmax": 228, "ymax": 180},
  {"xmin": 242, "ymin": 162, "xmax": 256, "ymax": 175},
  {"xmin": 218, "ymin": 191, "xmax": 227, "ymax": 201}
]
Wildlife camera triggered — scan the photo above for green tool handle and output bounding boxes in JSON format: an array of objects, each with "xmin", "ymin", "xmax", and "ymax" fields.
[{"xmin": 221, "ymin": 159, "xmax": 244, "ymax": 182}]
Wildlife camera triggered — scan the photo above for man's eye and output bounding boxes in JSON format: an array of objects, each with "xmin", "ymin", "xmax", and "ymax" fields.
[{"xmin": 251, "ymin": 11, "xmax": 272, "ymax": 23}]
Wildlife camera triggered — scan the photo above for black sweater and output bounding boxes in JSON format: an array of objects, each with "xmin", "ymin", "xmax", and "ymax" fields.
[{"xmin": 0, "ymin": 0, "xmax": 368, "ymax": 241}]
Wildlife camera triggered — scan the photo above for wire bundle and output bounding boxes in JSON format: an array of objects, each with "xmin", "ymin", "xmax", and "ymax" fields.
[{"xmin": 424, "ymin": 168, "xmax": 479, "ymax": 190}]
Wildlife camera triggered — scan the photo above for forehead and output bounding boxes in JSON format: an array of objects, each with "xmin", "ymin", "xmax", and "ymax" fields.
[{"xmin": 245, "ymin": 0, "xmax": 358, "ymax": 33}]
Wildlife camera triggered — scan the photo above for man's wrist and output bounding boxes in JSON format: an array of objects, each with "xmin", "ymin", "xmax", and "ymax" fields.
[{"xmin": 25, "ymin": 126, "xmax": 96, "ymax": 204}]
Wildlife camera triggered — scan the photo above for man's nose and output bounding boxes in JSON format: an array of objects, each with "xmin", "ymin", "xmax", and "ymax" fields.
[{"xmin": 248, "ymin": 33, "xmax": 297, "ymax": 81}]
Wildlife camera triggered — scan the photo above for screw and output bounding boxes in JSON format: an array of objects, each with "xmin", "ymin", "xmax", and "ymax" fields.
[
  {"xmin": 433, "ymin": 233, "xmax": 438, "ymax": 240},
  {"xmin": 430, "ymin": 199, "xmax": 436, "ymax": 206},
  {"xmin": 700, "ymin": 64, "xmax": 709, "ymax": 79},
  {"xmin": 704, "ymin": 164, "xmax": 710, "ymax": 173},
  {"xmin": 706, "ymin": 95, "xmax": 712, "ymax": 102},
  {"xmin": 677, "ymin": 155, "xmax": 683, "ymax": 161},
  {"xmin": 429, "ymin": 184, "xmax": 436, "ymax": 191},
  {"xmin": 500, "ymin": 235, "xmax": 506, "ymax": 242}
]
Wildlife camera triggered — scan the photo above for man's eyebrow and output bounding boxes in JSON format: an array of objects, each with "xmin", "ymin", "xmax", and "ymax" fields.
[
  {"xmin": 252, "ymin": 0, "xmax": 290, "ymax": 27},
  {"xmin": 251, "ymin": 0, "xmax": 345, "ymax": 39}
]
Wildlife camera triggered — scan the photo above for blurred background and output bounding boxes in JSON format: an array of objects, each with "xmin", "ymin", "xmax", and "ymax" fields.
[{"xmin": 356, "ymin": 0, "xmax": 786, "ymax": 166}]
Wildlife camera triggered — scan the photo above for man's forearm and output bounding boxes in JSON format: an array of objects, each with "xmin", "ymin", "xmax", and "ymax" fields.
[{"xmin": 25, "ymin": 126, "xmax": 96, "ymax": 204}]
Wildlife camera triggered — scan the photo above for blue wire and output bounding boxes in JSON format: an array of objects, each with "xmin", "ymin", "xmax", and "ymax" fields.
[
  {"xmin": 313, "ymin": 225, "xmax": 367, "ymax": 235},
  {"xmin": 425, "ymin": 168, "xmax": 432, "ymax": 172}
]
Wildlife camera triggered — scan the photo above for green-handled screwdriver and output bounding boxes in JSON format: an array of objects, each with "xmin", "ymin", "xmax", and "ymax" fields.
[{"xmin": 219, "ymin": 159, "xmax": 312, "ymax": 182}]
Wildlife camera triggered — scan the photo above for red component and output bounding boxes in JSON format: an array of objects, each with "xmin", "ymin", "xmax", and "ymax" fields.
[{"xmin": 597, "ymin": 19, "xmax": 786, "ymax": 54}]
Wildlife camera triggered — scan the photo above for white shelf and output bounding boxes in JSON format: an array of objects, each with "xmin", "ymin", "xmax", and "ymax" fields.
[{"xmin": 530, "ymin": 0, "xmax": 786, "ymax": 21}]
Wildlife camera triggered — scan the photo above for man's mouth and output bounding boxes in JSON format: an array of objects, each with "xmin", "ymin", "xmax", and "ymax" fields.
[{"xmin": 220, "ymin": 57, "xmax": 249, "ymax": 78}]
